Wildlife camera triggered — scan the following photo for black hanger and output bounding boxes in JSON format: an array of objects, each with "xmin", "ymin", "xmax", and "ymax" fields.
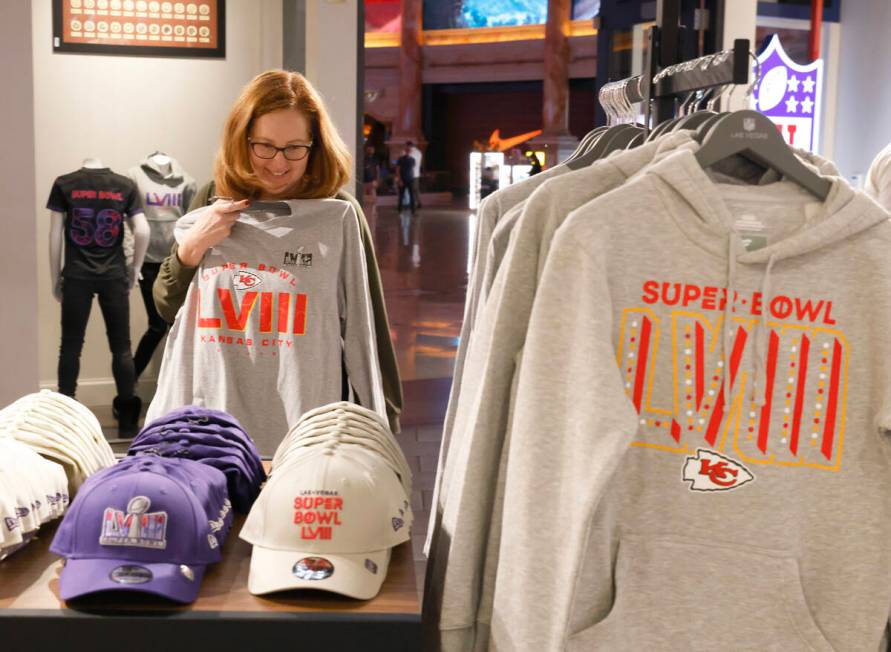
[
  {"xmin": 563, "ymin": 127, "xmax": 608, "ymax": 164},
  {"xmin": 243, "ymin": 200, "xmax": 292, "ymax": 215},
  {"xmin": 694, "ymin": 110, "xmax": 831, "ymax": 200}
]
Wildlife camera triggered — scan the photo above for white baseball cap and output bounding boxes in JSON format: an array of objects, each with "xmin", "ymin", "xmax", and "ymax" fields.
[
  {"xmin": 274, "ymin": 405, "xmax": 412, "ymax": 484},
  {"xmin": 0, "ymin": 391, "xmax": 114, "ymax": 491},
  {"xmin": 240, "ymin": 442, "xmax": 412, "ymax": 599},
  {"xmin": 0, "ymin": 439, "xmax": 59, "ymax": 534},
  {"xmin": 275, "ymin": 426, "xmax": 412, "ymax": 495}
]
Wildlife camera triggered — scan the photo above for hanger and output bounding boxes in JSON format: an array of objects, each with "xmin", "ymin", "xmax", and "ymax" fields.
[
  {"xmin": 563, "ymin": 127, "xmax": 608, "ymax": 164},
  {"xmin": 245, "ymin": 201, "xmax": 292, "ymax": 215},
  {"xmin": 566, "ymin": 80, "xmax": 644, "ymax": 170},
  {"xmin": 694, "ymin": 52, "xmax": 763, "ymax": 141},
  {"xmin": 209, "ymin": 196, "xmax": 292, "ymax": 216},
  {"xmin": 694, "ymin": 110, "xmax": 830, "ymax": 200}
]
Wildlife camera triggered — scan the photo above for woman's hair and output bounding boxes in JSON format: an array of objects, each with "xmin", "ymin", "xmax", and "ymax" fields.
[{"xmin": 214, "ymin": 70, "xmax": 352, "ymax": 199}]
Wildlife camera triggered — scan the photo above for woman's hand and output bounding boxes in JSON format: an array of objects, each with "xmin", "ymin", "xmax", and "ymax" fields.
[{"xmin": 177, "ymin": 199, "xmax": 250, "ymax": 267}]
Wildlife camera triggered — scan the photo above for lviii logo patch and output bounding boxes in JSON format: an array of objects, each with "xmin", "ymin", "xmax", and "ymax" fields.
[{"xmin": 682, "ymin": 449, "xmax": 754, "ymax": 492}]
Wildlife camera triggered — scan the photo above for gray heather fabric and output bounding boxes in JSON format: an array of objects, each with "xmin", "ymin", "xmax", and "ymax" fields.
[
  {"xmin": 424, "ymin": 130, "xmax": 849, "ymax": 651},
  {"xmin": 425, "ymin": 164, "xmax": 569, "ymax": 555},
  {"xmin": 127, "ymin": 155, "xmax": 197, "ymax": 263},
  {"xmin": 492, "ymin": 146, "xmax": 891, "ymax": 651},
  {"xmin": 866, "ymin": 141, "xmax": 891, "ymax": 211},
  {"xmin": 146, "ymin": 199, "xmax": 386, "ymax": 456},
  {"xmin": 422, "ymin": 132, "xmax": 697, "ymax": 652}
]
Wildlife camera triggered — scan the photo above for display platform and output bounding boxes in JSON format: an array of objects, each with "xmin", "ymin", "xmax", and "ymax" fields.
[{"xmin": 0, "ymin": 514, "xmax": 420, "ymax": 651}]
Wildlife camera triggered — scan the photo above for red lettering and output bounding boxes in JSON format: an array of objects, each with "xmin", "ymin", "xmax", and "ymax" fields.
[
  {"xmin": 219, "ymin": 289, "xmax": 258, "ymax": 331},
  {"xmin": 301, "ymin": 526, "xmax": 332, "ymax": 540},
  {"xmin": 682, "ymin": 284, "xmax": 701, "ymax": 307},
  {"xmin": 794, "ymin": 298, "xmax": 824, "ymax": 323},
  {"xmin": 293, "ymin": 293, "xmax": 308, "ymax": 335},
  {"xmin": 771, "ymin": 295, "xmax": 793, "ymax": 319},
  {"xmin": 751, "ymin": 292, "xmax": 763, "ymax": 316},
  {"xmin": 642, "ymin": 280, "xmax": 659, "ymax": 304},
  {"xmin": 823, "ymin": 301, "xmax": 836, "ymax": 325},
  {"xmin": 662, "ymin": 282, "xmax": 682, "ymax": 306},
  {"xmin": 702, "ymin": 286, "xmax": 718, "ymax": 310},
  {"xmin": 699, "ymin": 459, "xmax": 738, "ymax": 487},
  {"xmin": 259, "ymin": 292, "xmax": 273, "ymax": 333},
  {"xmin": 196, "ymin": 288, "xmax": 221, "ymax": 328},
  {"xmin": 786, "ymin": 124, "xmax": 797, "ymax": 146},
  {"xmin": 277, "ymin": 293, "xmax": 291, "ymax": 333},
  {"xmin": 317, "ymin": 512, "xmax": 342, "ymax": 525}
]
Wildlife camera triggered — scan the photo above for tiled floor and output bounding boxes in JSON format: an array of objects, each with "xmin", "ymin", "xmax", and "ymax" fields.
[{"xmin": 89, "ymin": 198, "xmax": 474, "ymax": 600}]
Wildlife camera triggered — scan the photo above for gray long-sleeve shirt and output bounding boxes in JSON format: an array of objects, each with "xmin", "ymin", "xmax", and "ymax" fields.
[{"xmin": 145, "ymin": 199, "xmax": 387, "ymax": 455}]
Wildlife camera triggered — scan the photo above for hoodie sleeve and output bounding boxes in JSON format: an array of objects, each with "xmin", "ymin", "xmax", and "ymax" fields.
[
  {"xmin": 339, "ymin": 203, "xmax": 387, "ymax": 422},
  {"xmin": 488, "ymin": 214, "xmax": 640, "ymax": 652},
  {"xmin": 424, "ymin": 194, "xmax": 500, "ymax": 554},
  {"xmin": 866, "ymin": 143, "xmax": 891, "ymax": 211}
]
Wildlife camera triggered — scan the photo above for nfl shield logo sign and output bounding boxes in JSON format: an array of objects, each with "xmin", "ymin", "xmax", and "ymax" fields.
[
  {"xmin": 743, "ymin": 117, "xmax": 756, "ymax": 132},
  {"xmin": 752, "ymin": 34, "xmax": 823, "ymax": 152}
]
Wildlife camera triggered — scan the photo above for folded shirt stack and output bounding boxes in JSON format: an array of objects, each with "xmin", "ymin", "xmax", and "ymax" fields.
[
  {"xmin": 50, "ymin": 455, "xmax": 233, "ymax": 603},
  {"xmin": 0, "ymin": 438, "xmax": 69, "ymax": 561},
  {"xmin": 127, "ymin": 406, "xmax": 265, "ymax": 513},
  {"xmin": 241, "ymin": 401, "xmax": 413, "ymax": 600},
  {"xmin": 0, "ymin": 390, "xmax": 115, "ymax": 492}
]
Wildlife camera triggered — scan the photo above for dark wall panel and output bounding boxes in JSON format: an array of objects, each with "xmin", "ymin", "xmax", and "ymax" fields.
[{"xmin": 424, "ymin": 79, "xmax": 596, "ymax": 194}]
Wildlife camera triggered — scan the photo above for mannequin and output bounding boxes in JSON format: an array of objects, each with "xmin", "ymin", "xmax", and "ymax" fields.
[
  {"xmin": 46, "ymin": 159, "xmax": 150, "ymax": 437},
  {"xmin": 127, "ymin": 151, "xmax": 197, "ymax": 380},
  {"xmin": 148, "ymin": 151, "xmax": 172, "ymax": 176}
]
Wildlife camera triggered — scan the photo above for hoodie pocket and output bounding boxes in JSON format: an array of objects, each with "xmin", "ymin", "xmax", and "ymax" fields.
[{"xmin": 567, "ymin": 534, "xmax": 835, "ymax": 652}]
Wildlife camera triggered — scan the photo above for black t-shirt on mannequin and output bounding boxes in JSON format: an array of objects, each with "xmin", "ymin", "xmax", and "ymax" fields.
[{"xmin": 46, "ymin": 168, "xmax": 142, "ymax": 280}]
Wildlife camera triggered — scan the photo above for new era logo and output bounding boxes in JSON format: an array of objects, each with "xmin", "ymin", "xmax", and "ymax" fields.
[
  {"xmin": 682, "ymin": 449, "xmax": 754, "ymax": 492},
  {"xmin": 283, "ymin": 250, "xmax": 313, "ymax": 268}
]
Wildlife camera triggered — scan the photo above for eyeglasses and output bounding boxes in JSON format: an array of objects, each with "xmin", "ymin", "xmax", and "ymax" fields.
[{"xmin": 248, "ymin": 138, "xmax": 313, "ymax": 161}]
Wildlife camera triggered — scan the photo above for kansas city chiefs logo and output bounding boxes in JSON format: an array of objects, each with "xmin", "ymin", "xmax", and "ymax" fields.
[
  {"xmin": 233, "ymin": 271, "xmax": 262, "ymax": 291},
  {"xmin": 682, "ymin": 449, "xmax": 754, "ymax": 492}
]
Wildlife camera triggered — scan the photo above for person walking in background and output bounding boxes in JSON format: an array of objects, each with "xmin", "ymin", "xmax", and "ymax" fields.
[
  {"xmin": 528, "ymin": 152, "xmax": 542, "ymax": 176},
  {"xmin": 395, "ymin": 146, "xmax": 417, "ymax": 213},
  {"xmin": 363, "ymin": 144, "xmax": 379, "ymax": 203},
  {"xmin": 406, "ymin": 140, "xmax": 423, "ymax": 209}
]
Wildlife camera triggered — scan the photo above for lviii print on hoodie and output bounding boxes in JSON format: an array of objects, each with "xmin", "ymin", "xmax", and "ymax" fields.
[{"xmin": 621, "ymin": 280, "xmax": 847, "ymax": 482}]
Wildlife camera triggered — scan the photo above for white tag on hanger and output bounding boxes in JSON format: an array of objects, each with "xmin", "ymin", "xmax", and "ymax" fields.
[{"xmin": 734, "ymin": 214, "xmax": 768, "ymax": 252}]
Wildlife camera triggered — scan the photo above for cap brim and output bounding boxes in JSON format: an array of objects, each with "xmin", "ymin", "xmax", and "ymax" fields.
[
  {"xmin": 247, "ymin": 546, "xmax": 390, "ymax": 600},
  {"xmin": 59, "ymin": 558, "xmax": 207, "ymax": 604}
]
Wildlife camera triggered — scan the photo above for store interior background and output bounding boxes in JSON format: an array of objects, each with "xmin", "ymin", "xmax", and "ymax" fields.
[{"xmin": 2, "ymin": 0, "xmax": 891, "ymax": 593}]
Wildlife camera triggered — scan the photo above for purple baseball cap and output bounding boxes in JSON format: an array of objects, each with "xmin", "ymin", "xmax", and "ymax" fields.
[
  {"xmin": 116, "ymin": 455, "xmax": 234, "ymax": 549},
  {"xmin": 128, "ymin": 441, "xmax": 261, "ymax": 513},
  {"xmin": 132, "ymin": 425, "xmax": 265, "ymax": 482},
  {"xmin": 50, "ymin": 457, "xmax": 227, "ymax": 603}
]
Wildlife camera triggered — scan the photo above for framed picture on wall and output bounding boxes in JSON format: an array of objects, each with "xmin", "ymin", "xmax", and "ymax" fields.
[{"xmin": 52, "ymin": 0, "xmax": 226, "ymax": 58}]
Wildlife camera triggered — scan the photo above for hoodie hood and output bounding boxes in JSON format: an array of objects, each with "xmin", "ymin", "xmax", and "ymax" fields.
[
  {"xmin": 644, "ymin": 146, "xmax": 889, "ymax": 406},
  {"xmin": 141, "ymin": 152, "xmax": 188, "ymax": 181},
  {"xmin": 129, "ymin": 155, "xmax": 198, "ymax": 262},
  {"xmin": 647, "ymin": 146, "xmax": 886, "ymax": 264}
]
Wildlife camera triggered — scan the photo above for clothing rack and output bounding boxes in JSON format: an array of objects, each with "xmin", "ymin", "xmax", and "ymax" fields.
[{"xmin": 596, "ymin": 35, "xmax": 750, "ymax": 134}]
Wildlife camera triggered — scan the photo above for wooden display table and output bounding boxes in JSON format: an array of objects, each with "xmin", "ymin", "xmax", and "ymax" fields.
[{"xmin": 0, "ymin": 516, "xmax": 420, "ymax": 651}]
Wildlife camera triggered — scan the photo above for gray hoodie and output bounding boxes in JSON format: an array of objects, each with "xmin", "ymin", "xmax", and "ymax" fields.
[
  {"xmin": 424, "ymin": 131, "xmax": 697, "ymax": 651},
  {"xmin": 145, "ymin": 199, "xmax": 386, "ymax": 455},
  {"xmin": 491, "ymin": 146, "xmax": 891, "ymax": 651},
  {"xmin": 128, "ymin": 155, "xmax": 197, "ymax": 263}
]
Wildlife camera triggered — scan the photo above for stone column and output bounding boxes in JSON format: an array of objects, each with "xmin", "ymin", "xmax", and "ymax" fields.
[
  {"xmin": 390, "ymin": 0, "xmax": 426, "ymax": 149},
  {"xmin": 529, "ymin": 0, "xmax": 578, "ymax": 166}
]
